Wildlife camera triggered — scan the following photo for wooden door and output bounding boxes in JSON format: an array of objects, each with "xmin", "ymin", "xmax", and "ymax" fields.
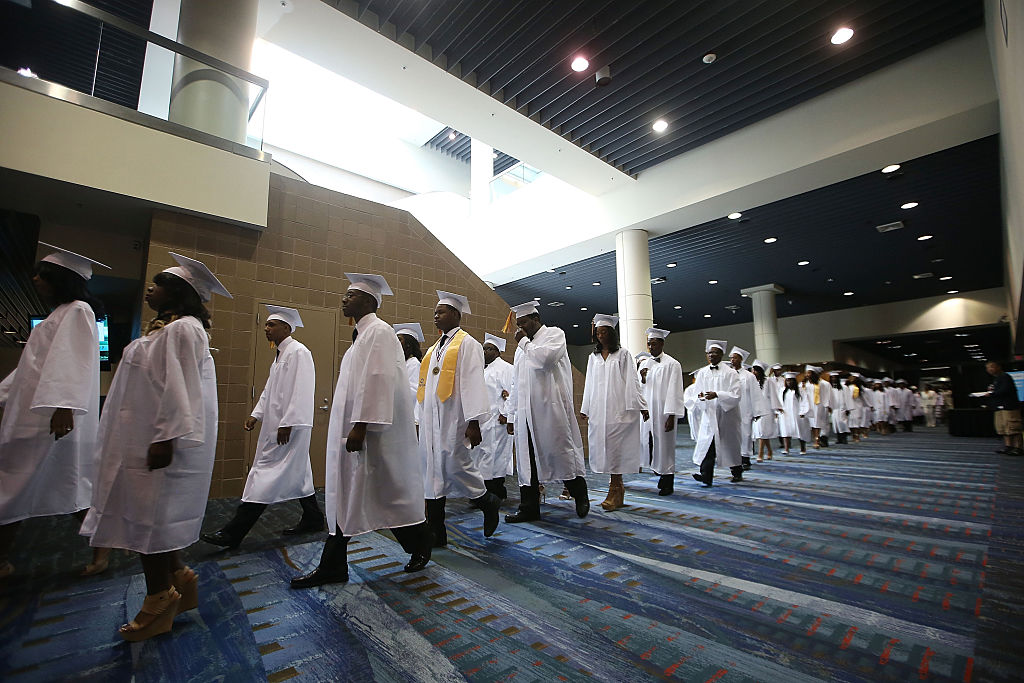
[{"xmin": 248, "ymin": 303, "xmax": 338, "ymax": 487}]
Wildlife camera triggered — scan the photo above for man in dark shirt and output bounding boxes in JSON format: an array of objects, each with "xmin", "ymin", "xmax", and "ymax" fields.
[{"xmin": 985, "ymin": 361, "xmax": 1022, "ymax": 456}]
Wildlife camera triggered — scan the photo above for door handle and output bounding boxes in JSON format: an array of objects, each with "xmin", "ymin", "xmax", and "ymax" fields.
[{"xmin": 319, "ymin": 398, "xmax": 330, "ymax": 412}]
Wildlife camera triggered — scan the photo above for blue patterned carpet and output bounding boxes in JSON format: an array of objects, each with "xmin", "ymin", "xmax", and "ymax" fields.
[{"xmin": 1, "ymin": 427, "xmax": 1021, "ymax": 681}]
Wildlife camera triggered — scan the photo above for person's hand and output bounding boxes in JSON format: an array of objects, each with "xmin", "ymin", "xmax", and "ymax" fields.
[
  {"xmin": 466, "ymin": 420, "xmax": 482, "ymax": 448},
  {"xmin": 147, "ymin": 440, "xmax": 173, "ymax": 470},
  {"xmin": 704, "ymin": 391, "xmax": 718, "ymax": 400},
  {"xmin": 579, "ymin": 413, "xmax": 588, "ymax": 421},
  {"xmin": 277, "ymin": 426, "xmax": 292, "ymax": 445},
  {"xmin": 501, "ymin": 390, "xmax": 509, "ymax": 400},
  {"xmin": 514, "ymin": 329, "xmax": 525, "ymax": 342},
  {"xmin": 664, "ymin": 415, "xmax": 675, "ymax": 432},
  {"xmin": 640, "ymin": 368, "xmax": 649, "ymax": 384},
  {"xmin": 346, "ymin": 423, "xmax": 367, "ymax": 452},
  {"xmin": 827, "ymin": 407, "xmax": 833, "ymax": 413},
  {"xmin": 244, "ymin": 416, "xmax": 258, "ymax": 431},
  {"xmin": 506, "ymin": 423, "xmax": 514, "ymax": 435},
  {"xmin": 50, "ymin": 408, "xmax": 74, "ymax": 441},
  {"xmin": 498, "ymin": 414, "xmax": 507, "ymax": 425},
  {"xmin": 799, "ymin": 414, "xmax": 806, "ymax": 419},
  {"xmin": 641, "ymin": 409, "xmax": 650, "ymax": 422}
]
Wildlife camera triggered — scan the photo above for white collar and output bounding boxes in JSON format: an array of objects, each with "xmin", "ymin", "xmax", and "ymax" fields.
[
  {"xmin": 276, "ymin": 335, "xmax": 294, "ymax": 352},
  {"xmin": 355, "ymin": 312, "xmax": 379, "ymax": 334}
]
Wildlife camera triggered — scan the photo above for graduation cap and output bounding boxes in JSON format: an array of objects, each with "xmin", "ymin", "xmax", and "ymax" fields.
[
  {"xmin": 646, "ymin": 327, "xmax": 669, "ymax": 339},
  {"xmin": 592, "ymin": 313, "xmax": 618, "ymax": 328},
  {"xmin": 770, "ymin": 363, "xmax": 782, "ymax": 370},
  {"xmin": 344, "ymin": 273, "xmax": 392, "ymax": 306},
  {"xmin": 265, "ymin": 305, "xmax": 302, "ymax": 330},
  {"xmin": 804, "ymin": 364, "xmax": 823, "ymax": 374},
  {"xmin": 752, "ymin": 359, "xmax": 768, "ymax": 371},
  {"xmin": 503, "ymin": 301, "xmax": 541, "ymax": 333},
  {"xmin": 783, "ymin": 371, "xmax": 798, "ymax": 379},
  {"xmin": 728, "ymin": 346, "xmax": 750, "ymax": 362},
  {"xmin": 436, "ymin": 290, "xmax": 471, "ymax": 315},
  {"xmin": 705, "ymin": 339, "xmax": 728, "ymax": 352},
  {"xmin": 165, "ymin": 252, "xmax": 232, "ymax": 301},
  {"xmin": 484, "ymin": 332, "xmax": 507, "ymax": 352},
  {"xmin": 39, "ymin": 241, "xmax": 110, "ymax": 280},
  {"xmin": 394, "ymin": 322, "xmax": 424, "ymax": 343}
]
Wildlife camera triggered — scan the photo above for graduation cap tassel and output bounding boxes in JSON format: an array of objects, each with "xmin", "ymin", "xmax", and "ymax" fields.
[{"xmin": 502, "ymin": 309, "xmax": 516, "ymax": 334}]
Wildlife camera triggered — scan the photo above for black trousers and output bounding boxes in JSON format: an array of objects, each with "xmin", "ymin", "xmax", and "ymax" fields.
[
  {"xmin": 699, "ymin": 440, "xmax": 743, "ymax": 483},
  {"xmin": 522, "ymin": 425, "xmax": 586, "ymax": 506},
  {"xmin": 223, "ymin": 494, "xmax": 322, "ymax": 540}
]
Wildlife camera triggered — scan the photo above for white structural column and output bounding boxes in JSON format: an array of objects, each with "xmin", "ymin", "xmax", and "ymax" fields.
[
  {"xmin": 169, "ymin": 0, "xmax": 258, "ymax": 144},
  {"xmin": 615, "ymin": 229, "xmax": 653, "ymax": 356},
  {"xmin": 740, "ymin": 283, "xmax": 786, "ymax": 364},
  {"xmin": 470, "ymin": 138, "xmax": 493, "ymax": 218}
]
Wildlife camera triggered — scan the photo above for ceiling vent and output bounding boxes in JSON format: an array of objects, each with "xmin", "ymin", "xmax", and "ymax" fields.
[
  {"xmin": 546, "ymin": 301, "xmax": 564, "ymax": 307},
  {"xmin": 651, "ymin": 276, "xmax": 667, "ymax": 285},
  {"xmin": 912, "ymin": 272, "xmax": 933, "ymax": 280},
  {"xmin": 875, "ymin": 221, "xmax": 904, "ymax": 233}
]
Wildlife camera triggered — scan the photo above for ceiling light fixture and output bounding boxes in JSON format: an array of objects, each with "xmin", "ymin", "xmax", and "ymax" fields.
[
  {"xmin": 674, "ymin": 305, "xmax": 682, "ymax": 309},
  {"xmin": 797, "ymin": 260, "xmax": 810, "ymax": 266},
  {"xmin": 703, "ymin": 314, "xmax": 712, "ymax": 318},
  {"xmin": 448, "ymin": 131, "xmax": 457, "ymax": 141},
  {"xmin": 592, "ymin": 281, "xmax": 601, "ymax": 286},
  {"xmin": 947, "ymin": 290, "xmax": 959, "ymax": 294},
  {"xmin": 545, "ymin": 269, "xmax": 555, "ymax": 273},
  {"xmin": 901, "ymin": 202, "xmax": 919, "ymax": 210},
  {"xmin": 882, "ymin": 164, "xmax": 901, "ymax": 173},
  {"xmin": 831, "ymin": 27, "xmax": 854, "ymax": 44},
  {"xmin": 708, "ymin": 280, "xmax": 718, "ymax": 285},
  {"xmin": 17, "ymin": 67, "xmax": 38, "ymax": 78},
  {"xmin": 917, "ymin": 235, "xmax": 933, "ymax": 241},
  {"xmin": 533, "ymin": 297, "xmax": 541, "ymax": 301},
  {"xmin": 763, "ymin": 237, "xmax": 777, "ymax": 244},
  {"xmin": 843, "ymin": 291, "xmax": 854, "ymax": 296},
  {"xmin": 580, "ymin": 307, "xmax": 588, "ymax": 311},
  {"xmin": 728, "ymin": 212, "xmax": 742, "ymax": 219},
  {"xmin": 666, "ymin": 262, "xmax": 677, "ymax": 268},
  {"xmin": 573, "ymin": 324, "xmax": 579, "ymax": 328},
  {"xmin": 565, "ymin": 285, "xmax": 572, "ymax": 290},
  {"xmin": 652, "ymin": 119, "xmax": 668, "ymax": 133},
  {"xmin": 702, "ymin": 53, "xmax": 717, "ymax": 64},
  {"xmin": 571, "ymin": 56, "xmax": 589, "ymax": 72},
  {"xmin": 939, "ymin": 276, "xmax": 952, "ymax": 281}
]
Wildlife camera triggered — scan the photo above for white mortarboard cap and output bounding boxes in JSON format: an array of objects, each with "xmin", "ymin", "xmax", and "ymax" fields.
[
  {"xmin": 783, "ymin": 371, "xmax": 798, "ymax": 379},
  {"xmin": 39, "ymin": 242, "xmax": 110, "ymax": 280},
  {"xmin": 592, "ymin": 313, "xmax": 618, "ymax": 328},
  {"xmin": 705, "ymin": 339, "xmax": 728, "ymax": 352},
  {"xmin": 394, "ymin": 322, "xmax": 425, "ymax": 343},
  {"xmin": 883, "ymin": 376, "xmax": 893, "ymax": 382},
  {"xmin": 646, "ymin": 327, "xmax": 669, "ymax": 339},
  {"xmin": 804, "ymin": 364, "xmax": 823, "ymax": 373},
  {"xmin": 752, "ymin": 359, "xmax": 768, "ymax": 371},
  {"xmin": 266, "ymin": 305, "xmax": 302, "ymax": 330},
  {"xmin": 728, "ymin": 346, "xmax": 750, "ymax": 362},
  {"xmin": 770, "ymin": 363, "xmax": 782, "ymax": 370},
  {"xmin": 344, "ymin": 273, "xmax": 392, "ymax": 306},
  {"xmin": 850, "ymin": 372, "xmax": 862, "ymax": 378},
  {"xmin": 484, "ymin": 333, "xmax": 507, "ymax": 352},
  {"xmin": 896, "ymin": 378, "xmax": 907, "ymax": 384},
  {"xmin": 165, "ymin": 252, "xmax": 232, "ymax": 302},
  {"xmin": 636, "ymin": 351, "xmax": 652, "ymax": 359},
  {"xmin": 504, "ymin": 301, "xmax": 540, "ymax": 332},
  {"xmin": 436, "ymin": 290, "xmax": 471, "ymax": 315}
]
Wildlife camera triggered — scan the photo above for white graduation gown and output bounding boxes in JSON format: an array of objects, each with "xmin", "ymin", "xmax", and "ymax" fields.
[
  {"xmin": 845, "ymin": 384, "xmax": 868, "ymax": 429},
  {"xmin": 735, "ymin": 367, "xmax": 756, "ymax": 457},
  {"xmin": 242, "ymin": 336, "xmax": 316, "ymax": 504},
  {"xmin": 777, "ymin": 387, "xmax": 812, "ymax": 442},
  {"xmin": 683, "ymin": 365, "xmax": 741, "ymax": 469},
  {"xmin": 830, "ymin": 382, "xmax": 850, "ymax": 434},
  {"xmin": 511, "ymin": 325, "xmax": 586, "ymax": 486},
  {"xmin": 417, "ymin": 328, "xmax": 489, "ymax": 499},
  {"xmin": 406, "ymin": 356, "xmax": 421, "ymax": 425},
  {"xmin": 804, "ymin": 380, "xmax": 832, "ymax": 430},
  {"xmin": 0, "ymin": 301, "xmax": 99, "ymax": 524},
  {"xmin": 640, "ymin": 354, "xmax": 685, "ymax": 475},
  {"xmin": 581, "ymin": 348, "xmax": 647, "ymax": 474},
  {"xmin": 884, "ymin": 387, "xmax": 901, "ymax": 424},
  {"xmin": 325, "ymin": 313, "xmax": 423, "ymax": 537},
  {"xmin": 82, "ymin": 316, "xmax": 217, "ymax": 553},
  {"xmin": 479, "ymin": 357, "xmax": 514, "ymax": 479},
  {"xmin": 751, "ymin": 378, "xmax": 782, "ymax": 440}
]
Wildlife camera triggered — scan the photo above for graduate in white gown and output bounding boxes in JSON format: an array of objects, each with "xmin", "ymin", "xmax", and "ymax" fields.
[
  {"xmin": 82, "ymin": 253, "xmax": 229, "ymax": 642},
  {"xmin": 201, "ymin": 306, "xmax": 323, "ymax": 549},
  {"xmin": 504, "ymin": 302, "xmax": 590, "ymax": 522},
  {"xmin": 749, "ymin": 360, "xmax": 782, "ymax": 462},
  {"xmin": 395, "ymin": 323, "xmax": 425, "ymax": 426},
  {"xmin": 802, "ymin": 365, "xmax": 832, "ymax": 448},
  {"xmin": 728, "ymin": 346, "xmax": 756, "ymax": 471},
  {"xmin": 480, "ymin": 333, "xmax": 515, "ymax": 500},
  {"xmin": 640, "ymin": 328, "xmax": 685, "ymax": 496},
  {"xmin": 829, "ymin": 370, "xmax": 851, "ymax": 444},
  {"xmin": 580, "ymin": 314, "xmax": 648, "ymax": 511},
  {"xmin": 778, "ymin": 372, "xmax": 811, "ymax": 453},
  {"xmin": 845, "ymin": 373, "xmax": 869, "ymax": 442},
  {"xmin": 417, "ymin": 291, "xmax": 501, "ymax": 547},
  {"xmin": 0, "ymin": 244, "xmax": 109, "ymax": 579},
  {"xmin": 684, "ymin": 340, "xmax": 743, "ymax": 486},
  {"xmin": 292, "ymin": 274, "xmax": 433, "ymax": 589}
]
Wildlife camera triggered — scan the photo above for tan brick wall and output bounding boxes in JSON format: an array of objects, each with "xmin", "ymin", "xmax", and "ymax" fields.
[{"xmin": 146, "ymin": 174, "xmax": 584, "ymax": 498}]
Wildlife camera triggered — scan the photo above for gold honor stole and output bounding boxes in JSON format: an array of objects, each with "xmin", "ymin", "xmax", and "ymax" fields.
[
  {"xmin": 813, "ymin": 382, "xmax": 821, "ymax": 405},
  {"xmin": 417, "ymin": 329, "xmax": 467, "ymax": 404},
  {"xmin": 852, "ymin": 386, "xmax": 860, "ymax": 399}
]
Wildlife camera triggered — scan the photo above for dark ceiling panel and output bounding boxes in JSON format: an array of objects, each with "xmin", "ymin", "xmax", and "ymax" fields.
[
  {"xmin": 330, "ymin": 0, "xmax": 982, "ymax": 176},
  {"xmin": 494, "ymin": 136, "xmax": 1003, "ymax": 345},
  {"xmin": 425, "ymin": 127, "xmax": 520, "ymax": 176},
  {"xmin": 841, "ymin": 324, "xmax": 1011, "ymax": 369}
]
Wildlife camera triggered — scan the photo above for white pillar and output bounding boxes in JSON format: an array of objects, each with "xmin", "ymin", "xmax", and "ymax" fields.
[
  {"xmin": 615, "ymin": 229, "xmax": 653, "ymax": 356},
  {"xmin": 470, "ymin": 138, "xmax": 493, "ymax": 217},
  {"xmin": 168, "ymin": 0, "xmax": 258, "ymax": 144},
  {"xmin": 740, "ymin": 284, "xmax": 785, "ymax": 364}
]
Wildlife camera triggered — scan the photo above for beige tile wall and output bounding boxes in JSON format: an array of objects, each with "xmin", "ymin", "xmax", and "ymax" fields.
[{"xmin": 148, "ymin": 173, "xmax": 587, "ymax": 498}]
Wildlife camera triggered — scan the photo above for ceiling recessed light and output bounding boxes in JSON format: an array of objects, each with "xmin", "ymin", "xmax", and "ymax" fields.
[
  {"xmin": 533, "ymin": 297, "xmax": 540, "ymax": 301},
  {"xmin": 573, "ymin": 323, "xmax": 580, "ymax": 328},
  {"xmin": 570, "ymin": 56, "xmax": 589, "ymax": 72},
  {"xmin": 797, "ymin": 260, "xmax": 810, "ymax": 266},
  {"xmin": 831, "ymin": 27, "xmax": 854, "ymax": 44},
  {"xmin": 17, "ymin": 67, "xmax": 38, "ymax": 78},
  {"xmin": 917, "ymin": 235, "xmax": 933, "ymax": 241},
  {"xmin": 702, "ymin": 53, "xmax": 717, "ymax": 64},
  {"xmin": 728, "ymin": 212, "xmax": 742, "ymax": 219},
  {"xmin": 901, "ymin": 202, "xmax": 919, "ymax": 210},
  {"xmin": 565, "ymin": 285, "xmax": 572, "ymax": 290},
  {"xmin": 545, "ymin": 269, "xmax": 555, "ymax": 273},
  {"xmin": 674, "ymin": 305, "xmax": 682, "ymax": 309},
  {"xmin": 703, "ymin": 314, "xmax": 712, "ymax": 318},
  {"xmin": 939, "ymin": 276, "xmax": 952, "ymax": 281},
  {"xmin": 708, "ymin": 280, "xmax": 718, "ymax": 284},
  {"xmin": 591, "ymin": 281, "xmax": 601, "ymax": 286},
  {"xmin": 882, "ymin": 164, "xmax": 901, "ymax": 173},
  {"xmin": 652, "ymin": 119, "xmax": 668, "ymax": 133},
  {"xmin": 947, "ymin": 290, "xmax": 959, "ymax": 294},
  {"xmin": 448, "ymin": 131, "xmax": 457, "ymax": 141},
  {"xmin": 843, "ymin": 291, "xmax": 854, "ymax": 296},
  {"xmin": 666, "ymin": 262, "xmax": 677, "ymax": 268},
  {"xmin": 580, "ymin": 307, "xmax": 588, "ymax": 311},
  {"xmin": 763, "ymin": 237, "xmax": 777, "ymax": 244}
]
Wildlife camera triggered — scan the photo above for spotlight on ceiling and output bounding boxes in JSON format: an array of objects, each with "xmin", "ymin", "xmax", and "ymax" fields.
[
  {"xmin": 882, "ymin": 164, "xmax": 901, "ymax": 173},
  {"xmin": 702, "ymin": 53, "xmax": 717, "ymax": 64},
  {"xmin": 708, "ymin": 280, "xmax": 718, "ymax": 285},
  {"xmin": 703, "ymin": 314, "xmax": 712, "ymax": 318},
  {"xmin": 652, "ymin": 119, "xmax": 668, "ymax": 133},
  {"xmin": 728, "ymin": 212, "xmax": 742, "ymax": 219},
  {"xmin": 674, "ymin": 305, "xmax": 682, "ymax": 309},
  {"xmin": 947, "ymin": 290, "xmax": 959, "ymax": 294},
  {"xmin": 917, "ymin": 235, "xmax": 933, "ymax": 241},
  {"xmin": 595, "ymin": 66, "xmax": 612, "ymax": 87},
  {"xmin": 448, "ymin": 131, "xmax": 457, "ymax": 141},
  {"xmin": 797, "ymin": 260, "xmax": 810, "ymax": 266},
  {"xmin": 764, "ymin": 237, "xmax": 777, "ymax": 244},
  {"xmin": 831, "ymin": 27, "xmax": 854, "ymax": 45},
  {"xmin": 666, "ymin": 262, "xmax": 677, "ymax": 268},
  {"xmin": 571, "ymin": 56, "xmax": 589, "ymax": 72},
  {"xmin": 901, "ymin": 202, "xmax": 919, "ymax": 209}
]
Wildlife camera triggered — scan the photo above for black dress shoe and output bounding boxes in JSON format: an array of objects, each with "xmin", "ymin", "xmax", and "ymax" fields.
[
  {"xmin": 282, "ymin": 520, "xmax": 326, "ymax": 536},
  {"xmin": 505, "ymin": 508, "xmax": 541, "ymax": 523},
  {"xmin": 479, "ymin": 494, "xmax": 501, "ymax": 537},
  {"xmin": 201, "ymin": 530, "xmax": 241, "ymax": 549},
  {"xmin": 404, "ymin": 553, "xmax": 431, "ymax": 572},
  {"xmin": 730, "ymin": 475, "xmax": 743, "ymax": 483},
  {"xmin": 290, "ymin": 565, "xmax": 348, "ymax": 588},
  {"xmin": 741, "ymin": 463, "xmax": 752, "ymax": 471},
  {"xmin": 691, "ymin": 473, "xmax": 712, "ymax": 487},
  {"xmin": 657, "ymin": 474, "xmax": 674, "ymax": 496}
]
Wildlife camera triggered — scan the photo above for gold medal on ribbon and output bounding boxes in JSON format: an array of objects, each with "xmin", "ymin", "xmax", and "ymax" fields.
[{"xmin": 432, "ymin": 366, "xmax": 440, "ymax": 375}]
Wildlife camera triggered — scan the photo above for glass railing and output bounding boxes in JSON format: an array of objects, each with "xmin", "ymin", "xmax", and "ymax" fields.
[
  {"xmin": 490, "ymin": 162, "xmax": 544, "ymax": 200},
  {"xmin": 2, "ymin": 0, "xmax": 268, "ymax": 158}
]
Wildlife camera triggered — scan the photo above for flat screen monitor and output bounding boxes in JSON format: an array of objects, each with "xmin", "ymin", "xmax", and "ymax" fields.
[{"xmin": 30, "ymin": 315, "xmax": 109, "ymax": 364}]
